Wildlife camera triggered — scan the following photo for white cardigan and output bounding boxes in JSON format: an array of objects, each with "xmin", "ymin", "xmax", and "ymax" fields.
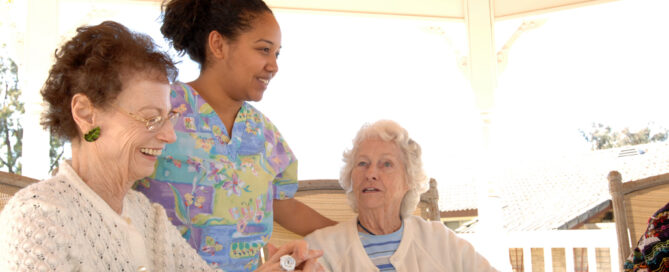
[
  {"xmin": 0, "ymin": 162, "xmax": 214, "ymax": 271},
  {"xmin": 305, "ymin": 215, "xmax": 500, "ymax": 272}
]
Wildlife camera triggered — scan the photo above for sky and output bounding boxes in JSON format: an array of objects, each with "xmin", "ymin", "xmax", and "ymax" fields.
[
  {"xmin": 491, "ymin": 0, "xmax": 669, "ymax": 161},
  {"xmin": 1, "ymin": 0, "xmax": 669, "ymax": 191}
]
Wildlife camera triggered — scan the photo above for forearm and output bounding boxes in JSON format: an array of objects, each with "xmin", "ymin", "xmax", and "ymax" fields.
[{"xmin": 273, "ymin": 198, "xmax": 337, "ymax": 236}]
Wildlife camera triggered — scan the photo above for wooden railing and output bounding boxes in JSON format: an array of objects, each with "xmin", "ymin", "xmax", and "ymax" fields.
[{"xmin": 460, "ymin": 229, "xmax": 620, "ymax": 272}]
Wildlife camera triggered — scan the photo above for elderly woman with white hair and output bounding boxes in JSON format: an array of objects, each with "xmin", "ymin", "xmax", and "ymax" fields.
[{"xmin": 304, "ymin": 120, "xmax": 498, "ymax": 271}]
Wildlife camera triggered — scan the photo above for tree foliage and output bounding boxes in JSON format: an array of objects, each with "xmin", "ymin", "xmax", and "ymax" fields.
[
  {"xmin": 0, "ymin": 52, "xmax": 22, "ymax": 173},
  {"xmin": 579, "ymin": 123, "xmax": 669, "ymax": 150},
  {"xmin": 49, "ymin": 134, "xmax": 65, "ymax": 173}
]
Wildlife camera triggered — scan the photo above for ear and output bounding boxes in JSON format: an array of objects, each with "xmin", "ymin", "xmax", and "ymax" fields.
[
  {"xmin": 208, "ymin": 30, "xmax": 230, "ymax": 60},
  {"xmin": 71, "ymin": 93, "xmax": 97, "ymax": 136}
]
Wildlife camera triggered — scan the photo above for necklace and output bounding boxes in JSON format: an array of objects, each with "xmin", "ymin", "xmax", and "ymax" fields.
[{"xmin": 357, "ymin": 219, "xmax": 376, "ymax": 235}]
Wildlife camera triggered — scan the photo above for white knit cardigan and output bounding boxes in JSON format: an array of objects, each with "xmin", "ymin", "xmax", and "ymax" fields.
[
  {"xmin": 0, "ymin": 162, "xmax": 215, "ymax": 271},
  {"xmin": 305, "ymin": 215, "xmax": 500, "ymax": 272}
]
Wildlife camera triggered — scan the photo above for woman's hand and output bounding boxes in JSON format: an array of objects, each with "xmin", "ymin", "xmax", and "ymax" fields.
[{"xmin": 256, "ymin": 240, "xmax": 324, "ymax": 272}]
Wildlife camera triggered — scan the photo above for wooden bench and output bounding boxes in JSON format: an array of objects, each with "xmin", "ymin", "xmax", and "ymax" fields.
[
  {"xmin": 0, "ymin": 171, "xmax": 38, "ymax": 211},
  {"xmin": 608, "ymin": 171, "xmax": 669, "ymax": 269}
]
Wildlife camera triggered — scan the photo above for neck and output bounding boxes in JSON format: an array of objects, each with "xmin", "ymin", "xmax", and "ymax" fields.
[
  {"xmin": 189, "ymin": 74, "xmax": 242, "ymax": 136},
  {"xmin": 70, "ymin": 143, "xmax": 131, "ymax": 214},
  {"xmin": 357, "ymin": 209, "xmax": 403, "ymax": 235}
]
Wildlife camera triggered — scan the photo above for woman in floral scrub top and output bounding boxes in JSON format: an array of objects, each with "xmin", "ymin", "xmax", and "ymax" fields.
[{"xmin": 135, "ymin": 0, "xmax": 336, "ymax": 271}]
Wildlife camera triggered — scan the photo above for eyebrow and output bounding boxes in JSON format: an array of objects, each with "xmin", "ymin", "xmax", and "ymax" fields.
[
  {"xmin": 137, "ymin": 106, "xmax": 168, "ymax": 115},
  {"xmin": 256, "ymin": 39, "xmax": 282, "ymax": 49},
  {"xmin": 356, "ymin": 153, "xmax": 398, "ymax": 159}
]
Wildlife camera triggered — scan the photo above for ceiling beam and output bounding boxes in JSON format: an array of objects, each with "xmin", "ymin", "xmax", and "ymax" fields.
[
  {"xmin": 138, "ymin": 0, "xmax": 619, "ymax": 21},
  {"xmin": 495, "ymin": 0, "xmax": 619, "ymax": 20},
  {"xmin": 265, "ymin": 0, "xmax": 464, "ymax": 19}
]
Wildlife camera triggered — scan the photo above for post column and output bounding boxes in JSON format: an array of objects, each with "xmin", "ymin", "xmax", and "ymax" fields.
[
  {"xmin": 464, "ymin": 0, "xmax": 507, "ymax": 270},
  {"xmin": 21, "ymin": 0, "xmax": 59, "ymax": 179}
]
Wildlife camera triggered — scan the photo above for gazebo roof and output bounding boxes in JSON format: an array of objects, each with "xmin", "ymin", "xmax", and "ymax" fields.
[
  {"xmin": 264, "ymin": 0, "xmax": 617, "ymax": 20},
  {"xmin": 442, "ymin": 142, "xmax": 669, "ymax": 231}
]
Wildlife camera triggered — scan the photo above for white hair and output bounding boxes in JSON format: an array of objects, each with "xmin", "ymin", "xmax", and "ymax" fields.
[{"xmin": 339, "ymin": 120, "xmax": 429, "ymax": 218}]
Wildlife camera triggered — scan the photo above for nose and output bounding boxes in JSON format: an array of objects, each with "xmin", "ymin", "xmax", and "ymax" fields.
[
  {"xmin": 266, "ymin": 55, "xmax": 278, "ymax": 74},
  {"xmin": 365, "ymin": 165, "xmax": 378, "ymax": 181},
  {"xmin": 156, "ymin": 120, "xmax": 177, "ymax": 144}
]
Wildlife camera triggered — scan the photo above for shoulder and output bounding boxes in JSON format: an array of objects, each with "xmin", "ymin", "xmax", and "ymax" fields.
[
  {"xmin": 0, "ymin": 176, "xmax": 74, "ymax": 241},
  {"xmin": 242, "ymin": 103, "xmax": 282, "ymax": 129},
  {"xmin": 169, "ymin": 82, "xmax": 195, "ymax": 105},
  {"xmin": 4, "ymin": 176, "xmax": 74, "ymax": 217},
  {"xmin": 242, "ymin": 103, "xmax": 290, "ymax": 143},
  {"xmin": 405, "ymin": 215, "xmax": 447, "ymax": 232},
  {"xmin": 402, "ymin": 216, "xmax": 499, "ymax": 271},
  {"xmin": 404, "ymin": 215, "xmax": 463, "ymax": 246},
  {"xmin": 304, "ymin": 220, "xmax": 354, "ymax": 249},
  {"xmin": 243, "ymin": 102, "xmax": 288, "ymax": 148},
  {"xmin": 0, "ymin": 178, "xmax": 75, "ymax": 270},
  {"xmin": 305, "ymin": 220, "xmax": 357, "ymax": 270},
  {"xmin": 242, "ymin": 102, "xmax": 272, "ymax": 125},
  {"xmin": 170, "ymin": 81, "xmax": 190, "ymax": 94}
]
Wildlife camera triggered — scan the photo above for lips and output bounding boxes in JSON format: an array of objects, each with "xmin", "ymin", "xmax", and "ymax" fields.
[
  {"xmin": 362, "ymin": 187, "xmax": 381, "ymax": 193},
  {"xmin": 139, "ymin": 148, "xmax": 162, "ymax": 156}
]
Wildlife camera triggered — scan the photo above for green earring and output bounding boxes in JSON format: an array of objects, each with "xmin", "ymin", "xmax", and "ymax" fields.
[{"xmin": 84, "ymin": 126, "xmax": 100, "ymax": 142}]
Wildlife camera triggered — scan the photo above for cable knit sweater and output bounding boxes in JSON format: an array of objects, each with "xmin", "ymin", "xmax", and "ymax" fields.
[{"xmin": 0, "ymin": 162, "xmax": 215, "ymax": 271}]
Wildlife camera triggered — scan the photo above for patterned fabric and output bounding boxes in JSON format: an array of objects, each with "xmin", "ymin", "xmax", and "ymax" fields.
[
  {"xmin": 624, "ymin": 202, "xmax": 669, "ymax": 272},
  {"xmin": 136, "ymin": 82, "xmax": 298, "ymax": 272},
  {"xmin": 359, "ymin": 223, "xmax": 404, "ymax": 272},
  {"xmin": 0, "ymin": 161, "xmax": 215, "ymax": 271}
]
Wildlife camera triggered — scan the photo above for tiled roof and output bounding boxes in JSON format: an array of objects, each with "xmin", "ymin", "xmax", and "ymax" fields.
[
  {"xmin": 439, "ymin": 142, "xmax": 669, "ymax": 231},
  {"xmin": 437, "ymin": 177, "xmax": 478, "ymax": 212}
]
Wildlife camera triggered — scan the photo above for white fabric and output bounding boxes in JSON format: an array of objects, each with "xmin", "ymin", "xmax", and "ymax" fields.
[
  {"xmin": 305, "ymin": 215, "xmax": 500, "ymax": 272},
  {"xmin": 0, "ymin": 161, "xmax": 215, "ymax": 271}
]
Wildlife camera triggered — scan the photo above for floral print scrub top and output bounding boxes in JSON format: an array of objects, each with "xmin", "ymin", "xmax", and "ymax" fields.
[{"xmin": 136, "ymin": 82, "xmax": 298, "ymax": 271}]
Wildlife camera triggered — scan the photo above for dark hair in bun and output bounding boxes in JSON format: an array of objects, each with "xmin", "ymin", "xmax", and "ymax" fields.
[{"xmin": 161, "ymin": 0, "xmax": 272, "ymax": 67}]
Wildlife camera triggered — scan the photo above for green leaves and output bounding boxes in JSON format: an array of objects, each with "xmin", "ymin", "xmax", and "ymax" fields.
[
  {"xmin": 0, "ymin": 52, "xmax": 22, "ymax": 174},
  {"xmin": 579, "ymin": 123, "xmax": 669, "ymax": 150}
]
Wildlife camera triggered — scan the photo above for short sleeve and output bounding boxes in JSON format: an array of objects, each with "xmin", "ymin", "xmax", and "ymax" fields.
[
  {"xmin": 265, "ymin": 117, "xmax": 298, "ymax": 200},
  {"xmin": 272, "ymin": 155, "xmax": 298, "ymax": 200}
]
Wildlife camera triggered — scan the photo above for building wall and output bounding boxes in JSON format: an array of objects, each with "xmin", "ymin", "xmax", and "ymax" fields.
[
  {"xmin": 531, "ymin": 248, "xmax": 544, "ymax": 272},
  {"xmin": 527, "ymin": 247, "xmax": 612, "ymax": 272},
  {"xmin": 596, "ymin": 248, "xmax": 612, "ymax": 272}
]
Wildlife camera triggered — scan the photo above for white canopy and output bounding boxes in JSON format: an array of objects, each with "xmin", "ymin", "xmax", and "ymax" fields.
[{"xmin": 265, "ymin": 0, "xmax": 615, "ymax": 20}]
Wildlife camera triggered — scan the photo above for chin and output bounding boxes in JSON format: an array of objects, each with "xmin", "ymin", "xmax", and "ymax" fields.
[
  {"xmin": 249, "ymin": 94, "xmax": 264, "ymax": 102},
  {"xmin": 128, "ymin": 168, "xmax": 152, "ymax": 180},
  {"xmin": 248, "ymin": 89, "xmax": 266, "ymax": 101},
  {"xmin": 132, "ymin": 162, "xmax": 157, "ymax": 179},
  {"xmin": 359, "ymin": 199, "xmax": 384, "ymax": 210}
]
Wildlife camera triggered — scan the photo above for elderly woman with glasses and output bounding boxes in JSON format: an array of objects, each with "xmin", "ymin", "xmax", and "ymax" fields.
[
  {"xmin": 0, "ymin": 21, "xmax": 322, "ymax": 272},
  {"xmin": 305, "ymin": 120, "xmax": 498, "ymax": 272}
]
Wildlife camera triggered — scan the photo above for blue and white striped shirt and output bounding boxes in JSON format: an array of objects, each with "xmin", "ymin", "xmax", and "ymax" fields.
[{"xmin": 359, "ymin": 222, "xmax": 404, "ymax": 272}]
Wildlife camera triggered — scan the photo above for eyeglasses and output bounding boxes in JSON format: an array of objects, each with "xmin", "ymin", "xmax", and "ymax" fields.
[{"xmin": 113, "ymin": 105, "xmax": 180, "ymax": 132}]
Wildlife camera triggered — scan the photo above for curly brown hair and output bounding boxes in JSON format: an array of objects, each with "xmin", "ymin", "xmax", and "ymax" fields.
[{"xmin": 40, "ymin": 21, "xmax": 177, "ymax": 140}]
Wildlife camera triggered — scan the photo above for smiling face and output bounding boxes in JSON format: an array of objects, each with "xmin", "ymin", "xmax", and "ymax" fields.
[
  {"xmin": 219, "ymin": 11, "xmax": 281, "ymax": 102},
  {"xmin": 94, "ymin": 73, "xmax": 176, "ymax": 181},
  {"xmin": 351, "ymin": 138, "xmax": 410, "ymax": 215}
]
